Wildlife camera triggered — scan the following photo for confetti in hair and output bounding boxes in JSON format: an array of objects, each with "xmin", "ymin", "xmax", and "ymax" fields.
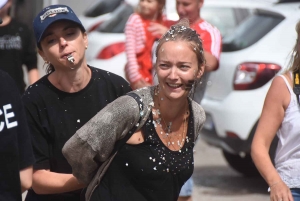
[{"xmin": 155, "ymin": 19, "xmax": 205, "ymax": 67}]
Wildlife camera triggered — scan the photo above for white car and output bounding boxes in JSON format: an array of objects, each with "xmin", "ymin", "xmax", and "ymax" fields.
[
  {"xmin": 83, "ymin": 0, "xmax": 252, "ymax": 78},
  {"xmin": 200, "ymin": 0, "xmax": 300, "ymax": 176},
  {"xmin": 79, "ymin": 0, "xmax": 123, "ymax": 32}
]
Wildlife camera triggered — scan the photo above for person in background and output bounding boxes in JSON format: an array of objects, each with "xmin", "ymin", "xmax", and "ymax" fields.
[
  {"xmin": 62, "ymin": 20, "xmax": 206, "ymax": 201},
  {"xmin": 149, "ymin": 0, "xmax": 221, "ymax": 200},
  {"xmin": 124, "ymin": 0, "xmax": 166, "ymax": 89},
  {"xmin": 0, "ymin": 0, "xmax": 39, "ymax": 94},
  {"xmin": 22, "ymin": 4, "xmax": 131, "ymax": 201},
  {"xmin": 251, "ymin": 21, "xmax": 300, "ymax": 201},
  {"xmin": 0, "ymin": 69, "xmax": 35, "ymax": 201}
]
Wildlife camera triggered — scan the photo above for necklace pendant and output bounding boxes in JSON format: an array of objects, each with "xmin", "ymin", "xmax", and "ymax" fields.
[
  {"xmin": 167, "ymin": 142, "xmax": 170, "ymax": 146},
  {"xmin": 179, "ymin": 149, "xmax": 181, "ymax": 153}
]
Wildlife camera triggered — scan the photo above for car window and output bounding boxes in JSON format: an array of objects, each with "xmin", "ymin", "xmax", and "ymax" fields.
[
  {"xmin": 201, "ymin": 7, "xmax": 250, "ymax": 37},
  {"xmin": 84, "ymin": 0, "xmax": 122, "ymax": 17},
  {"xmin": 222, "ymin": 9, "xmax": 284, "ymax": 52},
  {"xmin": 96, "ymin": 3, "xmax": 134, "ymax": 33}
]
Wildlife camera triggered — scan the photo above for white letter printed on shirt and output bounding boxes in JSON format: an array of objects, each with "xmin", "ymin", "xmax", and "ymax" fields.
[
  {"xmin": 0, "ymin": 108, "xmax": 4, "ymax": 132},
  {"xmin": 3, "ymin": 104, "xmax": 18, "ymax": 129}
]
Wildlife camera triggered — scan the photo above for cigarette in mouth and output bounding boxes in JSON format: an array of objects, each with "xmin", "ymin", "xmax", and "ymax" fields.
[{"xmin": 67, "ymin": 54, "xmax": 75, "ymax": 64}]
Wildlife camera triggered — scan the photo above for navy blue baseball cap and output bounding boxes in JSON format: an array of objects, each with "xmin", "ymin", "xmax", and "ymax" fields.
[{"xmin": 33, "ymin": 4, "xmax": 85, "ymax": 44}]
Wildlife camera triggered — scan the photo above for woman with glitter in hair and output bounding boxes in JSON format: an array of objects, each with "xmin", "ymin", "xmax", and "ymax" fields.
[{"xmin": 63, "ymin": 20, "xmax": 206, "ymax": 201}]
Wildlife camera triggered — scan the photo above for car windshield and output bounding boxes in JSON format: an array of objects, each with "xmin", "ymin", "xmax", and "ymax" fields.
[
  {"xmin": 201, "ymin": 6, "xmax": 250, "ymax": 37},
  {"xmin": 84, "ymin": 0, "xmax": 122, "ymax": 17},
  {"xmin": 96, "ymin": 3, "xmax": 134, "ymax": 33},
  {"xmin": 222, "ymin": 9, "xmax": 284, "ymax": 52}
]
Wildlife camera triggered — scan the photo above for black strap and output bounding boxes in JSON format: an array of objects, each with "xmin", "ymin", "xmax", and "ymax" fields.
[
  {"xmin": 112, "ymin": 92, "xmax": 144, "ymax": 153},
  {"xmin": 293, "ymin": 71, "xmax": 300, "ymax": 106}
]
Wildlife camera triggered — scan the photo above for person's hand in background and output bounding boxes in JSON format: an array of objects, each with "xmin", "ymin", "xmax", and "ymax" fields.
[{"xmin": 148, "ymin": 22, "xmax": 168, "ymax": 37}]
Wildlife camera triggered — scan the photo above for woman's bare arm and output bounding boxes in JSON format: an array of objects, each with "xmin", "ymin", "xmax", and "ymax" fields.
[
  {"xmin": 20, "ymin": 165, "xmax": 33, "ymax": 193},
  {"xmin": 31, "ymin": 169, "xmax": 85, "ymax": 194},
  {"xmin": 251, "ymin": 74, "xmax": 293, "ymax": 201}
]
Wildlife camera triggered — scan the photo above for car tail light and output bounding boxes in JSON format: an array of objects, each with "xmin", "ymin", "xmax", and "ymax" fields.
[
  {"xmin": 226, "ymin": 131, "xmax": 240, "ymax": 138},
  {"xmin": 234, "ymin": 62, "xmax": 281, "ymax": 90},
  {"xmin": 97, "ymin": 42, "xmax": 125, "ymax": 59},
  {"xmin": 88, "ymin": 21, "xmax": 103, "ymax": 33}
]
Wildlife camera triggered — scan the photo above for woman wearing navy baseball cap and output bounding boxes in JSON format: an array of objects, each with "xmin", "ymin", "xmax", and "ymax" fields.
[{"xmin": 23, "ymin": 4, "xmax": 131, "ymax": 201}]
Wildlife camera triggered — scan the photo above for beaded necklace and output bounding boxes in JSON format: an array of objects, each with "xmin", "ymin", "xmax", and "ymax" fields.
[{"xmin": 152, "ymin": 87, "xmax": 189, "ymax": 151}]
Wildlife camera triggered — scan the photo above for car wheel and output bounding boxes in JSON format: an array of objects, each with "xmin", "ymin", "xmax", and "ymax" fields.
[{"xmin": 222, "ymin": 150, "xmax": 260, "ymax": 177}]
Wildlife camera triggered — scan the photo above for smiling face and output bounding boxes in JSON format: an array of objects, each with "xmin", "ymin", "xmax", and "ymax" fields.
[
  {"xmin": 38, "ymin": 20, "xmax": 88, "ymax": 70},
  {"xmin": 156, "ymin": 41, "xmax": 203, "ymax": 101}
]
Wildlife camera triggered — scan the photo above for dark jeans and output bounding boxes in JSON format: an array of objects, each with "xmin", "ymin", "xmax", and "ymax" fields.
[{"xmin": 291, "ymin": 188, "xmax": 300, "ymax": 201}]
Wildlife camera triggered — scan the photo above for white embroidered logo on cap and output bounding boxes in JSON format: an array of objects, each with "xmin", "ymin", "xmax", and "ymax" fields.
[{"xmin": 40, "ymin": 7, "xmax": 69, "ymax": 21}]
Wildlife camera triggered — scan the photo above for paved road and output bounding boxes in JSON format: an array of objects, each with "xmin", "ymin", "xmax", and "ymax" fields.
[{"xmin": 192, "ymin": 138, "xmax": 269, "ymax": 201}]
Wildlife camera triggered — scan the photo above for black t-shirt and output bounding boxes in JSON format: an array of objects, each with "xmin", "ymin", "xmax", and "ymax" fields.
[
  {"xmin": 22, "ymin": 66, "xmax": 131, "ymax": 201},
  {"xmin": 91, "ymin": 101, "xmax": 194, "ymax": 201},
  {"xmin": 0, "ymin": 70, "xmax": 35, "ymax": 201},
  {"xmin": 0, "ymin": 18, "xmax": 38, "ymax": 93}
]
